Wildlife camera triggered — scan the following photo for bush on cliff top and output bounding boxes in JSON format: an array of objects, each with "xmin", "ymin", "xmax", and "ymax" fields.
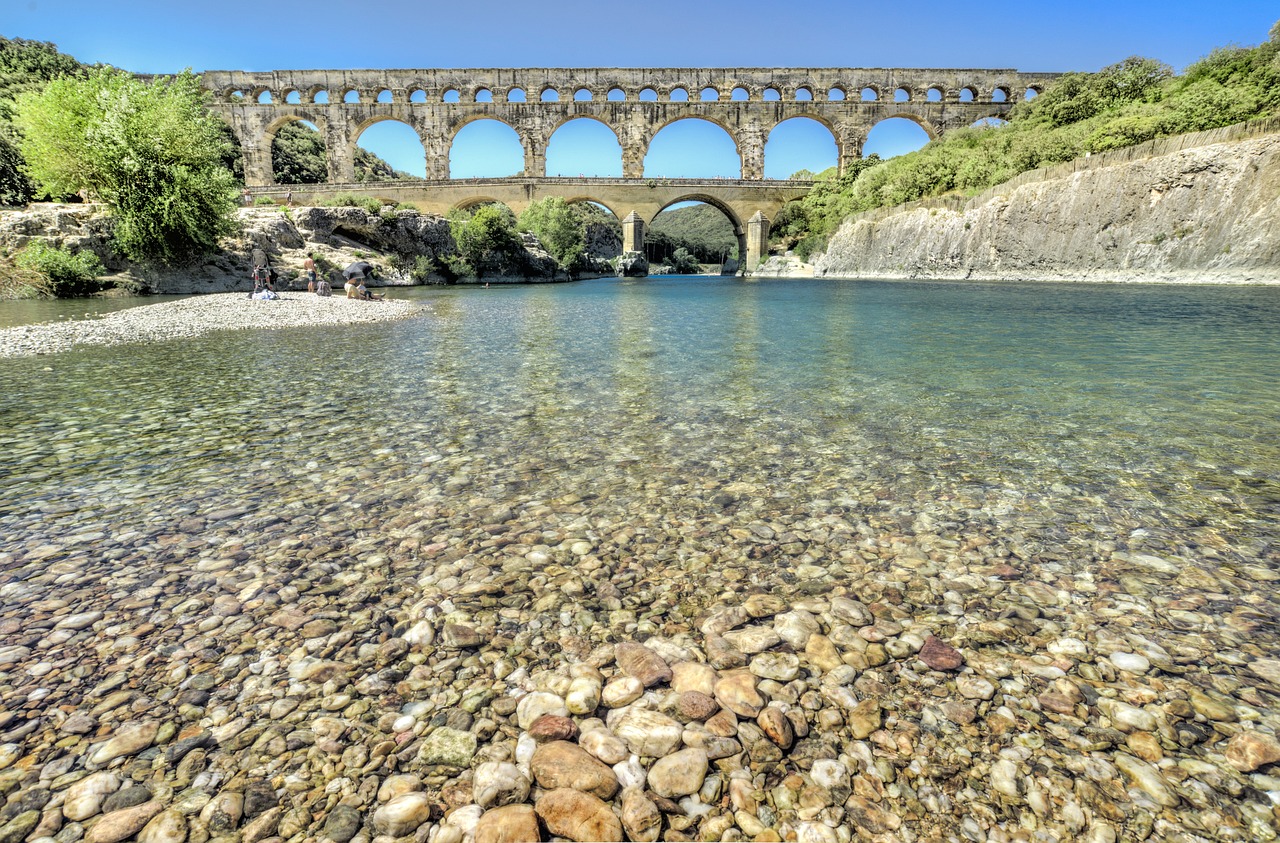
[{"xmin": 11, "ymin": 240, "xmax": 105, "ymax": 297}]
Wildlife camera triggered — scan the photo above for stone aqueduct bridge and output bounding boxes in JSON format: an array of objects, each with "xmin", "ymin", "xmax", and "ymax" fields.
[{"xmin": 202, "ymin": 66, "xmax": 1059, "ymax": 269}]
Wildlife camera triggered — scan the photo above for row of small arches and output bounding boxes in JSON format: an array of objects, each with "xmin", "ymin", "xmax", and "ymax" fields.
[{"xmin": 228, "ymin": 83, "xmax": 1039, "ymax": 106}]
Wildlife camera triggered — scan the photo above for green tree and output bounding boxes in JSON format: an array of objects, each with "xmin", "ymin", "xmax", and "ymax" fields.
[
  {"xmin": 518, "ymin": 196, "xmax": 585, "ymax": 272},
  {"xmin": 272, "ymin": 121, "xmax": 328, "ymax": 184},
  {"xmin": 449, "ymin": 204, "xmax": 522, "ymax": 278},
  {"xmin": 0, "ymin": 37, "xmax": 86, "ymax": 205},
  {"xmin": 667, "ymin": 246, "xmax": 700, "ymax": 274},
  {"xmin": 15, "ymin": 66, "xmax": 238, "ymax": 263}
]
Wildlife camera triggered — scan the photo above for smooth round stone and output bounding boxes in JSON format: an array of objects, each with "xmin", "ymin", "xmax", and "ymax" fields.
[
  {"xmin": 516, "ymin": 692, "xmax": 569, "ymax": 730},
  {"xmin": 473, "ymin": 761, "xmax": 531, "ymax": 809},
  {"xmin": 377, "ymin": 774, "xmax": 423, "ymax": 803},
  {"xmin": 1048, "ymin": 638, "xmax": 1089, "ymax": 659},
  {"xmin": 1108, "ymin": 652, "xmax": 1151, "ymax": 673},
  {"xmin": 773, "ymin": 611, "xmax": 821, "ymax": 648},
  {"xmin": 608, "ymin": 708, "xmax": 683, "ymax": 758},
  {"xmin": 722, "ymin": 626, "xmax": 781, "ymax": 655},
  {"xmin": 647, "ymin": 747, "xmax": 708, "ymax": 798},
  {"xmin": 373, "ymin": 792, "xmax": 434, "ymax": 836},
  {"xmin": 530, "ymin": 741, "xmax": 619, "ymax": 800},
  {"xmin": 535, "ymin": 788, "xmax": 622, "ymax": 842},
  {"xmin": 601, "ymin": 676, "xmax": 644, "ymax": 709},
  {"xmin": 749, "ymin": 652, "xmax": 800, "ymax": 682},
  {"xmin": 474, "ymin": 804, "xmax": 540, "ymax": 843},
  {"xmin": 64, "ymin": 771, "xmax": 121, "ymax": 821},
  {"xmin": 715, "ymin": 671, "xmax": 764, "ymax": 718},
  {"xmin": 670, "ymin": 661, "xmax": 717, "ymax": 696},
  {"xmin": 957, "ymin": 675, "xmax": 997, "ymax": 701},
  {"xmin": 579, "ymin": 727, "xmax": 629, "ymax": 766},
  {"xmin": 137, "ymin": 808, "xmax": 186, "ymax": 843}
]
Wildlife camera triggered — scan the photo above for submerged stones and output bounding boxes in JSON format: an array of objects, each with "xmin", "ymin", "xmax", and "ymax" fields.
[{"xmin": 1, "ymin": 286, "xmax": 1278, "ymax": 843}]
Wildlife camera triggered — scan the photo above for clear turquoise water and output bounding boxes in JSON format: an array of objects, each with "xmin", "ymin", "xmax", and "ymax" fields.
[{"xmin": 2, "ymin": 276, "xmax": 1278, "ymax": 578}]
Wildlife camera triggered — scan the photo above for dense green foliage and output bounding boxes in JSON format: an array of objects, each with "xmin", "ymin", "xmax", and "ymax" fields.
[
  {"xmin": 666, "ymin": 247, "xmax": 701, "ymax": 274},
  {"xmin": 448, "ymin": 204, "xmax": 525, "ymax": 278},
  {"xmin": 272, "ymin": 122, "xmax": 329, "ymax": 184},
  {"xmin": 787, "ymin": 24, "xmax": 1280, "ymax": 258},
  {"xmin": 648, "ymin": 203, "xmax": 738, "ymax": 264},
  {"xmin": 518, "ymin": 197, "xmax": 586, "ymax": 272},
  {"xmin": 15, "ymin": 67, "xmax": 239, "ymax": 263},
  {"xmin": 272, "ymin": 121, "xmax": 417, "ymax": 184},
  {"xmin": 13, "ymin": 239, "xmax": 105, "ymax": 296},
  {"xmin": 0, "ymin": 37, "xmax": 86, "ymax": 205}
]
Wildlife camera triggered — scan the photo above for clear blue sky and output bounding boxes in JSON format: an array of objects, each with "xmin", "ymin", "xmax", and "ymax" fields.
[{"xmin": 5, "ymin": 0, "xmax": 1276, "ymax": 180}]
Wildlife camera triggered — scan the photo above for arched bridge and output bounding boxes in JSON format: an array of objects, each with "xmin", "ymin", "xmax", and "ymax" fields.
[
  {"xmin": 205, "ymin": 65, "xmax": 1059, "ymax": 269},
  {"xmin": 248, "ymin": 176, "xmax": 816, "ymax": 271}
]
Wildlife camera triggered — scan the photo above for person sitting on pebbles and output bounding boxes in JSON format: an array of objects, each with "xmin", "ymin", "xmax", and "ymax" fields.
[{"xmin": 356, "ymin": 280, "xmax": 385, "ymax": 301}]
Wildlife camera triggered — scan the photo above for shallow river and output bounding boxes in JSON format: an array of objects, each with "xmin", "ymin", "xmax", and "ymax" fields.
[
  {"xmin": 5, "ymin": 276, "xmax": 1277, "ymax": 563},
  {"xmin": 2, "ymin": 275, "xmax": 1280, "ymax": 841}
]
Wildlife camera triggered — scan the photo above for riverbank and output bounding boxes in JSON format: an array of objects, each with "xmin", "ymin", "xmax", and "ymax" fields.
[
  {"xmin": 805, "ymin": 122, "xmax": 1280, "ymax": 285},
  {"xmin": 0, "ymin": 292, "xmax": 424, "ymax": 358}
]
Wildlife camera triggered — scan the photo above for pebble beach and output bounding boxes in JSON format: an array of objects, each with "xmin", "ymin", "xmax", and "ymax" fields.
[
  {"xmin": 1, "ymin": 279, "xmax": 1279, "ymax": 843},
  {"xmin": 0, "ymin": 293, "xmax": 422, "ymax": 358}
]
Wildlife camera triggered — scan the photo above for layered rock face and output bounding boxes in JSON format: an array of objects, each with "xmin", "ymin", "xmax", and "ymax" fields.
[
  {"xmin": 812, "ymin": 126, "xmax": 1280, "ymax": 284},
  {"xmin": 0, "ymin": 205, "xmax": 567, "ymax": 295}
]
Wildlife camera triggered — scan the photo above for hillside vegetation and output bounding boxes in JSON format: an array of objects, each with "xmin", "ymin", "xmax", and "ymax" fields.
[
  {"xmin": 648, "ymin": 203, "xmax": 738, "ymax": 264},
  {"xmin": 782, "ymin": 21, "xmax": 1280, "ymax": 259}
]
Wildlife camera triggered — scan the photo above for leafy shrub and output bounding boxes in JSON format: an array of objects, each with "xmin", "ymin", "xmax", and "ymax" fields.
[
  {"xmin": 324, "ymin": 193, "xmax": 383, "ymax": 215},
  {"xmin": 14, "ymin": 240, "xmax": 105, "ymax": 296},
  {"xmin": 253, "ymin": 195, "xmax": 276, "ymax": 206}
]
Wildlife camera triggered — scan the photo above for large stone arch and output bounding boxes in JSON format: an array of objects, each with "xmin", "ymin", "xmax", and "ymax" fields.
[
  {"xmin": 643, "ymin": 116, "xmax": 743, "ymax": 178},
  {"xmin": 447, "ymin": 115, "xmax": 527, "ymax": 178},
  {"xmin": 351, "ymin": 115, "xmax": 429, "ymax": 179},
  {"xmin": 646, "ymin": 193, "xmax": 748, "ymax": 271},
  {"xmin": 763, "ymin": 116, "xmax": 840, "ymax": 179},
  {"xmin": 259, "ymin": 113, "xmax": 328, "ymax": 186},
  {"xmin": 545, "ymin": 116, "xmax": 624, "ymax": 178}
]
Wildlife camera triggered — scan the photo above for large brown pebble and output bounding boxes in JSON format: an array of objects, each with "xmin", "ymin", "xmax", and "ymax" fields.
[
  {"xmin": 678, "ymin": 691, "xmax": 720, "ymax": 721},
  {"xmin": 85, "ymin": 801, "xmax": 164, "ymax": 843},
  {"xmin": 530, "ymin": 741, "xmax": 619, "ymax": 799},
  {"xmin": 1225, "ymin": 731, "xmax": 1280, "ymax": 772},
  {"xmin": 528, "ymin": 714, "xmax": 579, "ymax": 743},
  {"xmin": 614, "ymin": 642, "xmax": 672, "ymax": 687},
  {"xmin": 535, "ymin": 788, "xmax": 623, "ymax": 842},
  {"xmin": 475, "ymin": 804, "xmax": 541, "ymax": 843},
  {"xmin": 919, "ymin": 635, "xmax": 964, "ymax": 671}
]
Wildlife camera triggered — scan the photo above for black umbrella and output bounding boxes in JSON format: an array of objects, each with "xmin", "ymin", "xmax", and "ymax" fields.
[{"xmin": 343, "ymin": 261, "xmax": 374, "ymax": 280}]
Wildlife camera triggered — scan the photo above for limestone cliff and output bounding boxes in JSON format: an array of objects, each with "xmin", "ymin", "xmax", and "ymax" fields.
[{"xmin": 807, "ymin": 121, "xmax": 1280, "ymax": 284}]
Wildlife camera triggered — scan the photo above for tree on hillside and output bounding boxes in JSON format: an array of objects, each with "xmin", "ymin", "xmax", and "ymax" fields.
[
  {"xmin": 15, "ymin": 66, "xmax": 239, "ymax": 262},
  {"xmin": 0, "ymin": 37, "xmax": 86, "ymax": 205},
  {"xmin": 518, "ymin": 196, "xmax": 585, "ymax": 273},
  {"xmin": 449, "ymin": 204, "xmax": 523, "ymax": 278},
  {"xmin": 272, "ymin": 121, "xmax": 328, "ymax": 184}
]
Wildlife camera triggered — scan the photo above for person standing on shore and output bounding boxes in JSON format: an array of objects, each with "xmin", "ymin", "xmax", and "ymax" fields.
[{"xmin": 304, "ymin": 253, "xmax": 317, "ymax": 293}]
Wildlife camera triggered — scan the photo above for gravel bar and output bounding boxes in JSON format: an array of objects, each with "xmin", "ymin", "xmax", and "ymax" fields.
[{"xmin": 0, "ymin": 293, "xmax": 425, "ymax": 358}]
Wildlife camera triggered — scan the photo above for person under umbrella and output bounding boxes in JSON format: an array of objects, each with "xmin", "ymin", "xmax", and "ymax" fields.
[{"xmin": 342, "ymin": 261, "xmax": 374, "ymax": 298}]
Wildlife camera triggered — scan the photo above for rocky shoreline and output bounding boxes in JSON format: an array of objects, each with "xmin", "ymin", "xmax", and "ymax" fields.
[{"xmin": 0, "ymin": 293, "xmax": 423, "ymax": 358}]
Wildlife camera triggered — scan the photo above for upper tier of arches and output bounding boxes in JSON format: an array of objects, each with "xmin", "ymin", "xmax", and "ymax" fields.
[{"xmin": 206, "ymin": 66, "xmax": 1057, "ymax": 107}]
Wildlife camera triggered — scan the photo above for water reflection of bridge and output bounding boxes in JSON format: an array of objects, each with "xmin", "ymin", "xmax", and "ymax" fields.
[{"xmin": 247, "ymin": 177, "xmax": 816, "ymax": 271}]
